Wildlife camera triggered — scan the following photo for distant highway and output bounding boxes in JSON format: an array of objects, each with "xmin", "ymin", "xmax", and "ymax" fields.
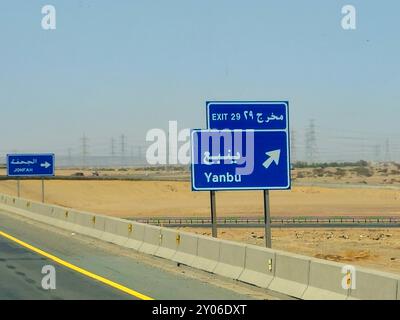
[
  {"xmin": 0, "ymin": 210, "xmax": 272, "ymax": 300},
  {"xmin": 131, "ymin": 216, "xmax": 400, "ymax": 229}
]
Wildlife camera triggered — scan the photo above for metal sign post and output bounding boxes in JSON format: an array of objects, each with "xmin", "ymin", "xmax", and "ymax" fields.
[
  {"xmin": 263, "ymin": 190, "xmax": 272, "ymax": 248},
  {"xmin": 17, "ymin": 179, "xmax": 21, "ymax": 198},
  {"xmin": 41, "ymin": 178, "xmax": 45, "ymax": 203},
  {"xmin": 210, "ymin": 191, "xmax": 217, "ymax": 237}
]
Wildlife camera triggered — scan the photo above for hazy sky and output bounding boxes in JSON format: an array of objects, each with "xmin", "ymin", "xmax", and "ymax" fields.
[{"xmin": 1, "ymin": 1, "xmax": 399, "ymax": 161}]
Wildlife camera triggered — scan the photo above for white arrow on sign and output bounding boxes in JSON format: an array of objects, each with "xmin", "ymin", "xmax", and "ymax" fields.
[
  {"xmin": 262, "ymin": 149, "xmax": 281, "ymax": 169},
  {"xmin": 40, "ymin": 162, "xmax": 51, "ymax": 169}
]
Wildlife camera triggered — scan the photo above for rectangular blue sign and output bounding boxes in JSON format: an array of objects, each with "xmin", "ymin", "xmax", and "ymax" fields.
[
  {"xmin": 206, "ymin": 101, "xmax": 288, "ymax": 130},
  {"xmin": 191, "ymin": 130, "xmax": 290, "ymax": 191},
  {"xmin": 7, "ymin": 154, "xmax": 55, "ymax": 177}
]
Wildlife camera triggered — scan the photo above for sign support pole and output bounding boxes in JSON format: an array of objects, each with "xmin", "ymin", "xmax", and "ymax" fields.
[
  {"xmin": 41, "ymin": 178, "xmax": 45, "ymax": 203},
  {"xmin": 210, "ymin": 191, "xmax": 217, "ymax": 238},
  {"xmin": 263, "ymin": 190, "xmax": 272, "ymax": 248},
  {"xmin": 17, "ymin": 179, "xmax": 20, "ymax": 198}
]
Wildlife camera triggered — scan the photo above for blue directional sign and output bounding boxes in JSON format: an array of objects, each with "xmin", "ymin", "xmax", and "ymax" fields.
[
  {"xmin": 7, "ymin": 154, "xmax": 55, "ymax": 177},
  {"xmin": 206, "ymin": 101, "xmax": 288, "ymax": 130},
  {"xmin": 191, "ymin": 130, "xmax": 290, "ymax": 191}
]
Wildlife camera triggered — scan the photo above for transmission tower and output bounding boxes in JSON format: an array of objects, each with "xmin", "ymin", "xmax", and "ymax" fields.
[
  {"xmin": 80, "ymin": 134, "xmax": 89, "ymax": 167},
  {"xmin": 290, "ymin": 129, "xmax": 296, "ymax": 164},
  {"xmin": 305, "ymin": 120, "xmax": 318, "ymax": 164},
  {"xmin": 373, "ymin": 144, "xmax": 381, "ymax": 163},
  {"xmin": 111, "ymin": 138, "xmax": 116, "ymax": 157},
  {"xmin": 67, "ymin": 148, "xmax": 72, "ymax": 166},
  {"xmin": 137, "ymin": 145, "xmax": 143, "ymax": 166},
  {"xmin": 384, "ymin": 139, "xmax": 391, "ymax": 162},
  {"xmin": 120, "ymin": 134, "xmax": 127, "ymax": 166}
]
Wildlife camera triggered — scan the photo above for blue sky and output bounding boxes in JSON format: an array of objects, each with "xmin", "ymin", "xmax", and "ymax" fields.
[{"xmin": 1, "ymin": 1, "xmax": 399, "ymax": 161}]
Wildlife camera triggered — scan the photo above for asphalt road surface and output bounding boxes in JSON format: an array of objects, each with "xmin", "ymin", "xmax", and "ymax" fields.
[{"xmin": 0, "ymin": 209, "xmax": 270, "ymax": 300}]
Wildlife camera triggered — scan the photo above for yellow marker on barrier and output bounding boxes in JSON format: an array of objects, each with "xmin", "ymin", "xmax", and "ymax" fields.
[
  {"xmin": 0, "ymin": 229, "xmax": 154, "ymax": 300},
  {"xmin": 268, "ymin": 259, "xmax": 273, "ymax": 272},
  {"xmin": 347, "ymin": 271, "xmax": 351, "ymax": 287}
]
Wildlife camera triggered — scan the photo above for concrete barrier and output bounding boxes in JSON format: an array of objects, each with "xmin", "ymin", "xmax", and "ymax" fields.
[
  {"xmin": 29, "ymin": 202, "xmax": 53, "ymax": 217},
  {"xmin": 348, "ymin": 267, "xmax": 399, "ymax": 300},
  {"xmin": 213, "ymin": 240, "xmax": 246, "ymax": 280},
  {"xmin": 101, "ymin": 218, "xmax": 128, "ymax": 244},
  {"xmin": 70, "ymin": 211, "xmax": 103, "ymax": 239},
  {"xmin": 110, "ymin": 219, "xmax": 133, "ymax": 246},
  {"xmin": 302, "ymin": 259, "xmax": 349, "ymax": 300},
  {"xmin": 268, "ymin": 250, "xmax": 311, "ymax": 298},
  {"xmin": 124, "ymin": 222, "xmax": 145, "ymax": 250},
  {"xmin": 238, "ymin": 244, "xmax": 275, "ymax": 288},
  {"xmin": 398, "ymin": 279, "xmax": 400, "ymax": 301},
  {"xmin": 191, "ymin": 235, "xmax": 220, "ymax": 273},
  {"xmin": 3, "ymin": 192, "xmax": 400, "ymax": 300},
  {"xmin": 0, "ymin": 199, "xmax": 47, "ymax": 223},
  {"xmin": 51, "ymin": 207, "xmax": 76, "ymax": 231},
  {"xmin": 2, "ymin": 199, "xmax": 65, "ymax": 231},
  {"xmin": 0, "ymin": 195, "xmax": 11, "ymax": 207},
  {"xmin": 138, "ymin": 224, "xmax": 162, "ymax": 255},
  {"xmin": 155, "ymin": 228, "xmax": 180, "ymax": 260},
  {"xmin": 91, "ymin": 214, "xmax": 106, "ymax": 239},
  {"xmin": 14, "ymin": 198, "xmax": 28, "ymax": 210},
  {"xmin": 28, "ymin": 202, "xmax": 60, "ymax": 226},
  {"xmin": 171, "ymin": 231, "xmax": 199, "ymax": 267}
]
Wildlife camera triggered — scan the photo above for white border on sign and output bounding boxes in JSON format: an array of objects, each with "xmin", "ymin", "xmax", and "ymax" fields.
[{"xmin": 190, "ymin": 129, "xmax": 291, "ymax": 191}]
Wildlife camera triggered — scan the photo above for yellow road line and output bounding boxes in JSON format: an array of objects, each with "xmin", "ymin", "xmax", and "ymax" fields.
[{"xmin": 0, "ymin": 229, "xmax": 154, "ymax": 300}]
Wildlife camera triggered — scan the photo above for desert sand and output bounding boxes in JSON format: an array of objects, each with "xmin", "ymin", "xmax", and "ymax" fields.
[{"xmin": 0, "ymin": 179, "xmax": 399, "ymax": 217}]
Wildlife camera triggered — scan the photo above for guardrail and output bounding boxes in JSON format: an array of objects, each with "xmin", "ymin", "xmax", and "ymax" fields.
[
  {"xmin": 1, "ymin": 193, "xmax": 400, "ymax": 300},
  {"xmin": 131, "ymin": 216, "xmax": 400, "ymax": 228}
]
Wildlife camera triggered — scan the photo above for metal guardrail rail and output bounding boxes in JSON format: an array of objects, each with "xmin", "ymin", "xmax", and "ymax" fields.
[{"xmin": 129, "ymin": 216, "xmax": 400, "ymax": 228}]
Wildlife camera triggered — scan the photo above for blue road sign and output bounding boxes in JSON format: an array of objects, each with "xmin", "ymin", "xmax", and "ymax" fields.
[
  {"xmin": 7, "ymin": 154, "xmax": 55, "ymax": 177},
  {"xmin": 191, "ymin": 130, "xmax": 290, "ymax": 191},
  {"xmin": 206, "ymin": 101, "xmax": 288, "ymax": 130}
]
